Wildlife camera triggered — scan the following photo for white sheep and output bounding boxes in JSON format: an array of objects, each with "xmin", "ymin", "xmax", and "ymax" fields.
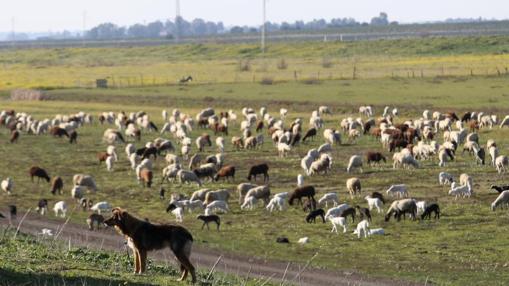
[
  {"xmin": 364, "ymin": 196, "xmax": 383, "ymax": 213},
  {"xmin": 274, "ymin": 192, "xmax": 289, "ymax": 199},
  {"xmin": 386, "ymin": 184, "xmax": 408, "ymax": 198},
  {"xmin": 204, "ymin": 200, "xmax": 230, "ymax": 215},
  {"xmin": 1, "ymin": 178, "xmax": 13, "ymax": 195},
  {"xmin": 190, "ymin": 188, "xmax": 212, "ymax": 202},
  {"xmin": 415, "ymin": 200, "xmax": 427, "ymax": 214},
  {"xmin": 438, "ymin": 172, "xmax": 453, "ymax": 185},
  {"xmin": 346, "ymin": 155, "xmax": 363, "ymax": 173},
  {"xmin": 53, "ymin": 201, "xmax": 67, "ymax": 218},
  {"xmin": 449, "ymin": 182, "xmax": 472, "ymax": 199},
  {"xmin": 346, "ymin": 177, "xmax": 361, "ymax": 198},
  {"xmin": 459, "ymin": 173, "xmax": 473, "ymax": 188},
  {"xmin": 216, "ymin": 137, "xmax": 225, "ymax": 153},
  {"xmin": 73, "ymin": 174, "xmax": 98, "ymax": 192},
  {"xmin": 329, "ymin": 216, "xmax": 347, "ymax": 233},
  {"xmin": 353, "ymin": 227, "xmax": 385, "ymax": 236},
  {"xmin": 356, "ymin": 219, "xmax": 370, "ymax": 239},
  {"xmin": 325, "ymin": 203, "xmax": 350, "ymax": 220},
  {"xmin": 71, "ymin": 185, "xmax": 85, "ymax": 200},
  {"xmin": 491, "ymin": 191, "xmax": 509, "ymax": 211},
  {"xmin": 125, "ymin": 143, "xmax": 136, "ymax": 158},
  {"xmin": 172, "ymin": 207, "xmax": 184, "ymax": 223},
  {"xmin": 496, "ymin": 155, "xmax": 509, "ymax": 174},
  {"xmin": 309, "ymin": 154, "xmax": 332, "ymax": 175},
  {"xmin": 90, "ymin": 201, "xmax": 112, "ymax": 214},
  {"xmin": 318, "ymin": 193, "xmax": 339, "ymax": 208},
  {"xmin": 489, "ymin": 145, "xmax": 499, "ymax": 167},
  {"xmin": 241, "ymin": 195, "xmax": 258, "ymax": 210},
  {"xmin": 277, "ymin": 142, "xmax": 291, "ymax": 157},
  {"xmin": 266, "ymin": 196, "xmax": 286, "ymax": 212},
  {"xmin": 105, "ymin": 155, "xmax": 114, "ymax": 172},
  {"xmin": 297, "ymin": 174, "xmax": 304, "ymax": 187},
  {"xmin": 106, "ymin": 145, "xmax": 118, "ymax": 161},
  {"xmin": 298, "ymin": 237, "xmax": 309, "ymax": 244}
]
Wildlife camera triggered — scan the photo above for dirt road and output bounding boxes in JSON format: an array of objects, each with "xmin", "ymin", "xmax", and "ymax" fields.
[{"xmin": 0, "ymin": 214, "xmax": 421, "ymax": 286}]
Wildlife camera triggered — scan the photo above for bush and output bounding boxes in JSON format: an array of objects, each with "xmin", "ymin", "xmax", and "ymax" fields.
[
  {"xmin": 260, "ymin": 77, "xmax": 274, "ymax": 85},
  {"xmin": 277, "ymin": 58, "xmax": 288, "ymax": 70},
  {"xmin": 238, "ymin": 60, "xmax": 251, "ymax": 72}
]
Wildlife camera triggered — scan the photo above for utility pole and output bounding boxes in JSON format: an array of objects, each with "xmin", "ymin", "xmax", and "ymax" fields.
[
  {"xmin": 175, "ymin": 0, "xmax": 181, "ymax": 43},
  {"xmin": 261, "ymin": 0, "xmax": 266, "ymax": 53}
]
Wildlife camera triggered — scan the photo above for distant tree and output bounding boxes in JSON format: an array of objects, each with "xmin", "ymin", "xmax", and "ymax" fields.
[
  {"xmin": 230, "ymin": 26, "xmax": 244, "ymax": 34},
  {"xmin": 370, "ymin": 12, "xmax": 389, "ymax": 26},
  {"xmin": 86, "ymin": 23, "xmax": 125, "ymax": 39}
]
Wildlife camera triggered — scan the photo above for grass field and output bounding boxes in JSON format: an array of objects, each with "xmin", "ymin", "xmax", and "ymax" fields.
[
  {"xmin": 0, "ymin": 36, "xmax": 509, "ymax": 89},
  {"xmin": 0, "ymin": 230, "xmax": 260, "ymax": 286},
  {"xmin": 2, "ymin": 36, "xmax": 509, "ymax": 285}
]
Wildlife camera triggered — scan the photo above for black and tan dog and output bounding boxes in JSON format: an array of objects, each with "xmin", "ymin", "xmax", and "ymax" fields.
[{"xmin": 104, "ymin": 208, "xmax": 196, "ymax": 283}]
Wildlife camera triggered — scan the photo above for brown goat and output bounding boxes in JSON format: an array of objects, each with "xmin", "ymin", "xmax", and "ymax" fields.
[
  {"xmin": 214, "ymin": 165, "xmax": 235, "ymax": 182},
  {"xmin": 213, "ymin": 123, "xmax": 228, "ymax": 136},
  {"xmin": 139, "ymin": 169, "xmax": 153, "ymax": 188},
  {"xmin": 49, "ymin": 127, "xmax": 69, "ymax": 138},
  {"xmin": 29, "ymin": 166, "xmax": 50, "ymax": 183},
  {"xmin": 366, "ymin": 151, "xmax": 386, "ymax": 166},
  {"xmin": 10, "ymin": 130, "xmax": 19, "ymax": 143},
  {"xmin": 289, "ymin": 185, "xmax": 316, "ymax": 206},
  {"xmin": 50, "ymin": 176, "xmax": 64, "ymax": 195},
  {"xmin": 97, "ymin": 152, "xmax": 110, "ymax": 163}
]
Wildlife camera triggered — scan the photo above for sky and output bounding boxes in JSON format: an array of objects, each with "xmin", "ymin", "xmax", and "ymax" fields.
[{"xmin": 1, "ymin": 0, "xmax": 507, "ymax": 32}]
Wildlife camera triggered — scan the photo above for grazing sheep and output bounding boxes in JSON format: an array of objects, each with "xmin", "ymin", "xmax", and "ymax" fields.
[
  {"xmin": 449, "ymin": 182, "xmax": 472, "ymax": 199},
  {"xmin": 71, "ymin": 185, "xmax": 85, "ymax": 200},
  {"xmin": 266, "ymin": 196, "xmax": 286, "ymax": 212},
  {"xmin": 421, "ymin": 203, "xmax": 440, "ymax": 220},
  {"xmin": 289, "ymin": 185, "xmax": 316, "ymax": 206},
  {"xmin": 90, "ymin": 201, "xmax": 112, "ymax": 214},
  {"xmin": 197, "ymin": 214, "xmax": 220, "ymax": 231},
  {"xmin": 346, "ymin": 177, "xmax": 362, "ymax": 198},
  {"xmin": 438, "ymin": 172, "xmax": 453, "ymax": 185},
  {"xmin": 29, "ymin": 166, "xmax": 51, "ymax": 183},
  {"xmin": 1, "ymin": 178, "xmax": 13, "ymax": 195},
  {"xmin": 318, "ymin": 193, "xmax": 339, "ymax": 208},
  {"xmin": 355, "ymin": 206, "xmax": 372, "ymax": 222},
  {"xmin": 241, "ymin": 195, "xmax": 258, "ymax": 210},
  {"xmin": 204, "ymin": 189, "xmax": 231, "ymax": 205},
  {"xmin": 491, "ymin": 191, "xmax": 509, "ymax": 211},
  {"xmin": 346, "ymin": 155, "xmax": 363, "ymax": 173},
  {"xmin": 193, "ymin": 163, "xmax": 217, "ymax": 181},
  {"xmin": 277, "ymin": 142, "xmax": 291, "ymax": 157},
  {"xmin": 386, "ymin": 184, "xmax": 409, "ymax": 198},
  {"xmin": 306, "ymin": 209, "xmax": 326, "ymax": 223},
  {"xmin": 216, "ymin": 137, "xmax": 225, "ymax": 153},
  {"xmin": 177, "ymin": 170, "xmax": 202, "ymax": 186},
  {"xmin": 247, "ymin": 163, "xmax": 269, "ymax": 182},
  {"xmin": 50, "ymin": 176, "xmax": 63, "ymax": 195},
  {"xmin": 438, "ymin": 147, "xmax": 455, "ymax": 167},
  {"xmin": 190, "ymin": 189, "xmax": 212, "ymax": 202},
  {"xmin": 364, "ymin": 196, "xmax": 383, "ymax": 213},
  {"xmin": 309, "ymin": 154, "xmax": 332, "ymax": 175},
  {"xmin": 214, "ymin": 165, "xmax": 236, "ymax": 182},
  {"xmin": 245, "ymin": 185, "xmax": 271, "ymax": 205},
  {"xmin": 490, "ymin": 185, "xmax": 509, "ymax": 194},
  {"xmin": 329, "ymin": 216, "xmax": 347, "ymax": 233},
  {"xmin": 495, "ymin": 155, "xmax": 509, "ymax": 174},
  {"xmin": 195, "ymin": 134, "xmax": 212, "ymax": 152},
  {"xmin": 356, "ymin": 220, "xmax": 370, "ymax": 238},
  {"xmin": 415, "ymin": 201, "xmax": 427, "ymax": 214},
  {"xmin": 204, "ymin": 200, "xmax": 230, "ymax": 215},
  {"xmin": 340, "ymin": 207, "xmax": 356, "ymax": 223},
  {"xmin": 384, "ymin": 199, "xmax": 417, "ymax": 222},
  {"xmin": 489, "ymin": 145, "xmax": 499, "ymax": 167},
  {"xmin": 73, "ymin": 174, "xmax": 98, "ymax": 192},
  {"xmin": 86, "ymin": 214, "xmax": 105, "ymax": 230},
  {"xmin": 53, "ymin": 201, "xmax": 67, "ymax": 218},
  {"xmin": 324, "ymin": 203, "xmax": 350, "ymax": 220},
  {"xmin": 459, "ymin": 173, "xmax": 473, "ymax": 188}
]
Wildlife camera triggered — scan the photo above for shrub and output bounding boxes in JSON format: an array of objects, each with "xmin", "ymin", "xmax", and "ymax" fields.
[
  {"xmin": 238, "ymin": 60, "xmax": 251, "ymax": 72},
  {"xmin": 260, "ymin": 77, "xmax": 274, "ymax": 85},
  {"xmin": 277, "ymin": 58, "xmax": 288, "ymax": 70}
]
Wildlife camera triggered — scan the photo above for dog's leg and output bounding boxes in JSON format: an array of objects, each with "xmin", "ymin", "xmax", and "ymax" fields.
[
  {"xmin": 139, "ymin": 249, "xmax": 147, "ymax": 273},
  {"xmin": 133, "ymin": 249, "xmax": 140, "ymax": 274},
  {"xmin": 175, "ymin": 241, "xmax": 196, "ymax": 283}
]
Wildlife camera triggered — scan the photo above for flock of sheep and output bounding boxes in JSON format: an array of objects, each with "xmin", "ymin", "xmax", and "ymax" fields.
[{"xmin": 1, "ymin": 103, "xmax": 509, "ymax": 241}]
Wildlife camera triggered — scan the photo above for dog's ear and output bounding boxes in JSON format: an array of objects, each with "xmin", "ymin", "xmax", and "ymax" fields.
[{"xmin": 111, "ymin": 207, "xmax": 122, "ymax": 213}]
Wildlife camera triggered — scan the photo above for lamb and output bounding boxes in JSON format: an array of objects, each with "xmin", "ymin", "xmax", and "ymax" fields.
[
  {"xmin": 491, "ymin": 191, "xmax": 509, "ymax": 211},
  {"xmin": 247, "ymin": 163, "xmax": 269, "ymax": 182},
  {"xmin": 386, "ymin": 184, "xmax": 409, "ymax": 198},
  {"xmin": 171, "ymin": 207, "xmax": 184, "ymax": 223},
  {"xmin": 346, "ymin": 155, "xmax": 363, "ymax": 173},
  {"xmin": 50, "ymin": 176, "xmax": 63, "ymax": 195},
  {"xmin": 384, "ymin": 199, "xmax": 417, "ymax": 222},
  {"xmin": 29, "ymin": 166, "xmax": 51, "ymax": 183},
  {"xmin": 1, "ymin": 178, "xmax": 13, "ymax": 195},
  {"xmin": 355, "ymin": 220, "xmax": 370, "ymax": 238},
  {"xmin": 421, "ymin": 203, "xmax": 440, "ymax": 220},
  {"xmin": 90, "ymin": 201, "xmax": 112, "ymax": 214},
  {"xmin": 324, "ymin": 203, "xmax": 350, "ymax": 220},
  {"xmin": 346, "ymin": 177, "xmax": 361, "ymax": 198},
  {"xmin": 214, "ymin": 165, "xmax": 235, "ymax": 182},
  {"xmin": 197, "ymin": 214, "xmax": 221, "ymax": 231},
  {"xmin": 306, "ymin": 209, "xmax": 326, "ymax": 223},
  {"xmin": 73, "ymin": 174, "xmax": 98, "ymax": 192},
  {"xmin": 204, "ymin": 200, "xmax": 230, "ymax": 215},
  {"xmin": 449, "ymin": 182, "xmax": 472, "ymax": 199},
  {"xmin": 355, "ymin": 206, "xmax": 372, "ymax": 222},
  {"xmin": 288, "ymin": 185, "xmax": 316, "ymax": 206},
  {"xmin": 71, "ymin": 185, "xmax": 85, "ymax": 200},
  {"xmin": 177, "ymin": 170, "xmax": 202, "ymax": 186},
  {"xmin": 438, "ymin": 172, "xmax": 453, "ymax": 185},
  {"xmin": 87, "ymin": 214, "xmax": 105, "ymax": 230},
  {"xmin": 495, "ymin": 155, "xmax": 509, "ymax": 174},
  {"xmin": 204, "ymin": 189, "xmax": 231, "ymax": 205},
  {"xmin": 53, "ymin": 201, "xmax": 67, "ymax": 218},
  {"xmin": 309, "ymin": 154, "xmax": 332, "ymax": 175},
  {"xmin": 277, "ymin": 142, "xmax": 291, "ymax": 157},
  {"xmin": 329, "ymin": 216, "xmax": 347, "ymax": 233},
  {"xmin": 415, "ymin": 200, "xmax": 427, "ymax": 214},
  {"xmin": 241, "ymin": 195, "xmax": 258, "ymax": 210},
  {"xmin": 364, "ymin": 196, "xmax": 383, "ymax": 213},
  {"xmin": 318, "ymin": 193, "xmax": 339, "ymax": 208},
  {"xmin": 245, "ymin": 185, "xmax": 271, "ymax": 205},
  {"xmin": 36, "ymin": 199, "xmax": 48, "ymax": 215},
  {"xmin": 266, "ymin": 196, "xmax": 286, "ymax": 212}
]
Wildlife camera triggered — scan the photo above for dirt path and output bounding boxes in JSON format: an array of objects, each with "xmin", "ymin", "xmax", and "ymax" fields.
[{"xmin": 0, "ymin": 214, "xmax": 421, "ymax": 286}]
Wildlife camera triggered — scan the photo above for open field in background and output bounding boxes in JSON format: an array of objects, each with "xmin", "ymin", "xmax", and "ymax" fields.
[
  {"xmin": 1, "ymin": 75, "xmax": 509, "ymax": 285},
  {"xmin": 0, "ymin": 36, "xmax": 508, "ymax": 89}
]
